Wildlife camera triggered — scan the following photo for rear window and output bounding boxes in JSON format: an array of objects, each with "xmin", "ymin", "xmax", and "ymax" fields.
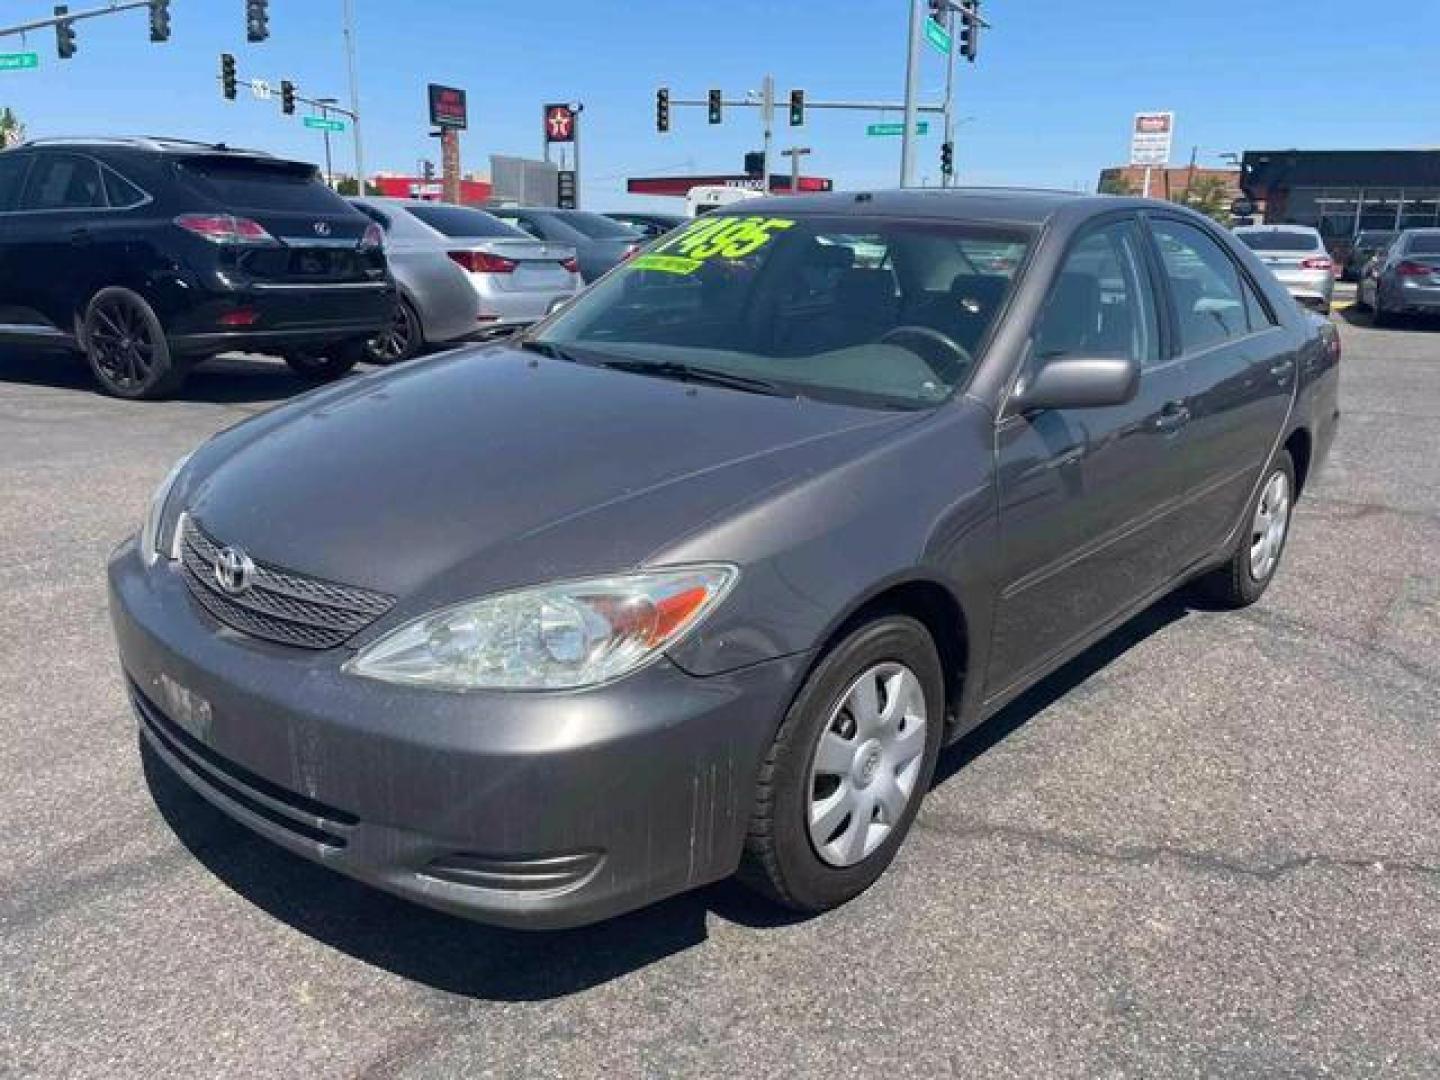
[
  {"xmin": 406, "ymin": 204, "xmax": 520, "ymax": 238},
  {"xmin": 1407, "ymin": 234, "xmax": 1440, "ymax": 255},
  {"xmin": 177, "ymin": 156, "xmax": 350, "ymax": 213},
  {"xmin": 1235, "ymin": 230, "xmax": 1323, "ymax": 253},
  {"xmin": 558, "ymin": 211, "xmax": 641, "ymax": 240}
]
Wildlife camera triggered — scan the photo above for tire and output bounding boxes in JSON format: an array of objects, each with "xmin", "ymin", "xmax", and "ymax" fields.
[
  {"xmin": 1371, "ymin": 287, "xmax": 1392, "ymax": 327},
  {"xmin": 1191, "ymin": 449, "xmax": 1296, "ymax": 609},
  {"xmin": 283, "ymin": 339, "xmax": 364, "ymax": 381},
  {"xmin": 1354, "ymin": 282, "xmax": 1371, "ymax": 312},
  {"xmin": 364, "ymin": 298, "xmax": 423, "ymax": 365},
  {"xmin": 738, "ymin": 615, "xmax": 945, "ymax": 913},
  {"xmin": 82, "ymin": 287, "xmax": 190, "ymax": 400}
]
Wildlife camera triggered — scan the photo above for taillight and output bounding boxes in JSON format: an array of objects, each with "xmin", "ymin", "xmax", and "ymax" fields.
[
  {"xmin": 448, "ymin": 250, "xmax": 517, "ymax": 273},
  {"xmin": 621, "ymin": 244, "xmax": 640, "ymax": 261},
  {"xmin": 560, "ymin": 256, "xmax": 580, "ymax": 274},
  {"xmin": 175, "ymin": 213, "xmax": 276, "ymax": 246},
  {"xmin": 1396, "ymin": 260, "xmax": 1432, "ymax": 277},
  {"xmin": 358, "ymin": 222, "xmax": 384, "ymax": 251},
  {"xmin": 1300, "ymin": 256, "xmax": 1332, "ymax": 271}
]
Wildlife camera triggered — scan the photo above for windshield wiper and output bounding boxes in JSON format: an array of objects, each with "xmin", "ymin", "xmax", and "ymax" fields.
[
  {"xmin": 593, "ymin": 358, "xmax": 794, "ymax": 398},
  {"xmin": 517, "ymin": 339, "xmax": 584, "ymax": 363}
]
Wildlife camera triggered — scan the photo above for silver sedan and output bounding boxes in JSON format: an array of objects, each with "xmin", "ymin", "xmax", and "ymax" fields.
[
  {"xmin": 1234, "ymin": 224, "xmax": 1335, "ymax": 314},
  {"xmin": 351, "ymin": 198, "xmax": 582, "ymax": 362},
  {"xmin": 1357, "ymin": 227, "xmax": 1440, "ymax": 327}
]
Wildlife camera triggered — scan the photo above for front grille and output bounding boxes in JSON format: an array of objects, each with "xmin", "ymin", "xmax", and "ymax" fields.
[{"xmin": 179, "ymin": 516, "xmax": 394, "ymax": 650}]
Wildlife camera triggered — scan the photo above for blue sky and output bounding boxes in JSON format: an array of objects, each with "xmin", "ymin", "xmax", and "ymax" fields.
[{"xmin": 1, "ymin": 0, "xmax": 1436, "ymax": 208}]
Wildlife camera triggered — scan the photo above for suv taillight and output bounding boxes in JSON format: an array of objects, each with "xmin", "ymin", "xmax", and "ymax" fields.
[
  {"xmin": 560, "ymin": 256, "xmax": 580, "ymax": 274},
  {"xmin": 174, "ymin": 213, "xmax": 276, "ymax": 246},
  {"xmin": 1300, "ymin": 256, "xmax": 1332, "ymax": 271},
  {"xmin": 358, "ymin": 222, "xmax": 384, "ymax": 251},
  {"xmin": 448, "ymin": 250, "xmax": 516, "ymax": 273},
  {"xmin": 1396, "ymin": 260, "xmax": 1432, "ymax": 277}
]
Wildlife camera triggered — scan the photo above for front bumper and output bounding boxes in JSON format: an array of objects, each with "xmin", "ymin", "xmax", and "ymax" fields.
[{"xmin": 109, "ymin": 540, "xmax": 805, "ymax": 928}]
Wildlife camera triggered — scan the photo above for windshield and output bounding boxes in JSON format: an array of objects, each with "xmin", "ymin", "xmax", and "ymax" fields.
[
  {"xmin": 562, "ymin": 211, "xmax": 642, "ymax": 240},
  {"xmin": 532, "ymin": 214, "xmax": 1031, "ymax": 409},
  {"xmin": 407, "ymin": 204, "xmax": 523, "ymax": 238},
  {"xmin": 1236, "ymin": 230, "xmax": 1323, "ymax": 253}
]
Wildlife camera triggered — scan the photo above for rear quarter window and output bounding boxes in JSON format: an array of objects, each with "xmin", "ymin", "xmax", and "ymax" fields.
[{"xmin": 1406, "ymin": 234, "xmax": 1440, "ymax": 255}]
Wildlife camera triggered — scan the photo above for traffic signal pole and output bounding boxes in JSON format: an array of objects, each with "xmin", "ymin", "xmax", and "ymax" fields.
[
  {"xmin": 941, "ymin": 3, "xmax": 959, "ymax": 187},
  {"xmin": 900, "ymin": 0, "xmax": 923, "ymax": 187},
  {"xmin": 341, "ymin": 0, "xmax": 366, "ymax": 194}
]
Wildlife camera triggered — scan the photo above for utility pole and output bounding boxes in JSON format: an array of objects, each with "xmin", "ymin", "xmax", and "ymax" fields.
[
  {"xmin": 341, "ymin": 0, "xmax": 365, "ymax": 192},
  {"xmin": 316, "ymin": 96, "xmax": 338, "ymax": 189},
  {"xmin": 571, "ymin": 102, "xmax": 584, "ymax": 209},
  {"xmin": 900, "ymin": 0, "xmax": 924, "ymax": 187},
  {"xmin": 782, "ymin": 146, "xmax": 812, "ymax": 192}
]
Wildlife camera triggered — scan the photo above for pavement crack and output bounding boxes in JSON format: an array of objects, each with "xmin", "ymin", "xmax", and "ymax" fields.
[{"xmin": 915, "ymin": 813, "xmax": 1440, "ymax": 884}]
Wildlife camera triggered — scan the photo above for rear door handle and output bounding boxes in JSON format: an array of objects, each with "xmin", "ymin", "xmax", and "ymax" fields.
[
  {"xmin": 1155, "ymin": 400, "xmax": 1191, "ymax": 433},
  {"xmin": 1270, "ymin": 359, "xmax": 1295, "ymax": 381},
  {"xmin": 68, "ymin": 227, "xmax": 93, "ymax": 247}
]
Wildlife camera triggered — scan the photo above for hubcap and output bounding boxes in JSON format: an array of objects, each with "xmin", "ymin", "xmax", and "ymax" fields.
[
  {"xmin": 371, "ymin": 304, "xmax": 412, "ymax": 361},
  {"xmin": 90, "ymin": 298, "xmax": 156, "ymax": 389},
  {"xmin": 1249, "ymin": 469, "xmax": 1291, "ymax": 581},
  {"xmin": 806, "ymin": 661, "xmax": 928, "ymax": 868}
]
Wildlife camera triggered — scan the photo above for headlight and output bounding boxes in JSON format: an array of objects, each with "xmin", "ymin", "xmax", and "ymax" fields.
[
  {"xmin": 140, "ymin": 452, "xmax": 193, "ymax": 566},
  {"xmin": 344, "ymin": 566, "xmax": 737, "ymax": 691}
]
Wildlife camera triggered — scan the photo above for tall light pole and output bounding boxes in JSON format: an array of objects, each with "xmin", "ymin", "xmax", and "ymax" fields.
[
  {"xmin": 341, "ymin": 0, "xmax": 365, "ymax": 190},
  {"xmin": 941, "ymin": 2, "xmax": 960, "ymax": 187},
  {"xmin": 900, "ymin": 0, "xmax": 923, "ymax": 187}
]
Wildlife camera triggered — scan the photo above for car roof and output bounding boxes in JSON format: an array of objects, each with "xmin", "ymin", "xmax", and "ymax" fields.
[
  {"xmin": 14, "ymin": 136, "xmax": 275, "ymax": 157},
  {"xmin": 701, "ymin": 186, "xmax": 1127, "ymax": 228}
]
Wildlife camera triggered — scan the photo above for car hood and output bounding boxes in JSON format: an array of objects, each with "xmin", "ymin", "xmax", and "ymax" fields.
[{"xmin": 183, "ymin": 345, "xmax": 920, "ymax": 603}]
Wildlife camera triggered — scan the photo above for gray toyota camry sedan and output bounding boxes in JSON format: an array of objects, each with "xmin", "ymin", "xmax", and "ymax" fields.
[{"xmin": 109, "ymin": 189, "xmax": 1340, "ymax": 929}]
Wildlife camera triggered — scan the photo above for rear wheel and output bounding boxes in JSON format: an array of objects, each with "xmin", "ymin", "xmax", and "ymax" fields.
[
  {"xmin": 738, "ymin": 615, "xmax": 945, "ymax": 913},
  {"xmin": 1371, "ymin": 286, "xmax": 1392, "ymax": 327},
  {"xmin": 364, "ymin": 298, "xmax": 423, "ymax": 365},
  {"xmin": 283, "ymin": 339, "xmax": 364, "ymax": 381},
  {"xmin": 83, "ymin": 288, "xmax": 190, "ymax": 400},
  {"xmin": 1191, "ymin": 450, "xmax": 1295, "ymax": 609}
]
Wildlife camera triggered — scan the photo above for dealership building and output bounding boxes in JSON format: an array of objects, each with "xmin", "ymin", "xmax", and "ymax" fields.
[{"xmin": 1240, "ymin": 149, "xmax": 1440, "ymax": 240}]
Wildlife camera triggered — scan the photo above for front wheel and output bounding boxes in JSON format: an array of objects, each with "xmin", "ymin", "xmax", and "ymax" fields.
[
  {"xmin": 1191, "ymin": 450, "xmax": 1295, "ymax": 609},
  {"xmin": 83, "ymin": 288, "xmax": 190, "ymax": 400},
  {"xmin": 283, "ymin": 339, "xmax": 364, "ymax": 381},
  {"xmin": 738, "ymin": 615, "xmax": 945, "ymax": 913}
]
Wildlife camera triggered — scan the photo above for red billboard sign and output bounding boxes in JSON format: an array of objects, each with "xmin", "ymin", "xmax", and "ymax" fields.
[
  {"xmin": 428, "ymin": 84, "xmax": 467, "ymax": 130},
  {"xmin": 545, "ymin": 104, "xmax": 577, "ymax": 144}
]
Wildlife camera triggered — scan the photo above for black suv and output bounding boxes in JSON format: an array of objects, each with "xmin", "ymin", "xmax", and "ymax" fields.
[{"xmin": 0, "ymin": 137, "xmax": 395, "ymax": 398}]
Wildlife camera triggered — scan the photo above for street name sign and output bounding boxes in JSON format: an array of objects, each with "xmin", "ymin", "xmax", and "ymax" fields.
[
  {"xmin": 867, "ymin": 121, "xmax": 930, "ymax": 137},
  {"xmin": 0, "ymin": 53, "xmax": 39, "ymax": 72},
  {"xmin": 924, "ymin": 18, "xmax": 951, "ymax": 55},
  {"xmin": 304, "ymin": 116, "xmax": 346, "ymax": 132}
]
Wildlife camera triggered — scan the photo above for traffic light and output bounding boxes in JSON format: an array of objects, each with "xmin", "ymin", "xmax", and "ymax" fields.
[
  {"xmin": 928, "ymin": 0, "xmax": 947, "ymax": 25},
  {"xmin": 280, "ymin": 80, "xmax": 296, "ymax": 115},
  {"xmin": 940, "ymin": 141, "xmax": 954, "ymax": 177},
  {"xmin": 656, "ymin": 87, "xmax": 670, "ymax": 133},
  {"xmin": 245, "ymin": 0, "xmax": 269, "ymax": 43},
  {"xmin": 220, "ymin": 52, "xmax": 237, "ymax": 100},
  {"xmin": 422, "ymin": 160, "xmax": 435, "ymax": 182},
  {"xmin": 707, "ymin": 88, "xmax": 722, "ymax": 125},
  {"xmin": 149, "ymin": 0, "xmax": 170, "ymax": 43},
  {"xmin": 960, "ymin": 0, "xmax": 980, "ymax": 62},
  {"xmin": 54, "ymin": 6, "xmax": 76, "ymax": 60},
  {"xmin": 744, "ymin": 150, "xmax": 764, "ymax": 176},
  {"xmin": 788, "ymin": 89, "xmax": 804, "ymax": 127}
]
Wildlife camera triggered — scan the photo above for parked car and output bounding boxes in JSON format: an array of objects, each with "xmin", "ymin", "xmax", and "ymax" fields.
[
  {"xmin": 602, "ymin": 210, "xmax": 686, "ymax": 240},
  {"xmin": 487, "ymin": 207, "xmax": 639, "ymax": 282},
  {"xmin": 1233, "ymin": 224, "xmax": 1335, "ymax": 313},
  {"xmin": 1356, "ymin": 227, "xmax": 1440, "ymax": 325},
  {"xmin": 350, "ymin": 198, "xmax": 581, "ymax": 361},
  {"xmin": 1341, "ymin": 229, "xmax": 1395, "ymax": 283},
  {"xmin": 0, "ymin": 137, "xmax": 393, "ymax": 398},
  {"xmin": 111, "ymin": 189, "xmax": 1339, "ymax": 929}
]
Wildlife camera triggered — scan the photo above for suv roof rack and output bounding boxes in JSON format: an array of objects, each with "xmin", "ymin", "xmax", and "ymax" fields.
[{"xmin": 16, "ymin": 136, "xmax": 273, "ymax": 157}]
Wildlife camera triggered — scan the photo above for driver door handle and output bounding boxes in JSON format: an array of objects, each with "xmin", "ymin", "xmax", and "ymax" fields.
[
  {"xmin": 68, "ymin": 227, "xmax": 93, "ymax": 247},
  {"xmin": 1155, "ymin": 400, "xmax": 1191, "ymax": 433}
]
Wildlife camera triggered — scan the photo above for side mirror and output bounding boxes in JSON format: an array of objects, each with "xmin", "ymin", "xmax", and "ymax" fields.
[{"xmin": 1013, "ymin": 354, "xmax": 1140, "ymax": 413}]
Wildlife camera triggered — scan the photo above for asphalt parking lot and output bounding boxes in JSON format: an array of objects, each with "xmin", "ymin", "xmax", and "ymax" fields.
[{"xmin": 2, "ymin": 305, "xmax": 1437, "ymax": 1079}]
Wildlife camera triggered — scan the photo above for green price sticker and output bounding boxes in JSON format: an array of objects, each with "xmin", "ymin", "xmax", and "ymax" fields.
[{"xmin": 629, "ymin": 253, "xmax": 702, "ymax": 274}]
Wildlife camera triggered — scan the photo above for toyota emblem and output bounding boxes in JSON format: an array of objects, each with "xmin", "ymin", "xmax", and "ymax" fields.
[
  {"xmin": 313, "ymin": 221, "xmax": 332, "ymax": 237},
  {"xmin": 213, "ymin": 546, "xmax": 255, "ymax": 596}
]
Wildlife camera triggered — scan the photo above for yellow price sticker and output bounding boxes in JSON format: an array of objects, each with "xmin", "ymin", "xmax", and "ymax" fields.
[{"xmin": 653, "ymin": 215, "xmax": 796, "ymax": 263}]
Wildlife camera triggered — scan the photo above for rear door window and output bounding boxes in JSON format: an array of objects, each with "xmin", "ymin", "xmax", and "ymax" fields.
[
  {"xmin": 1151, "ymin": 219, "xmax": 1249, "ymax": 352},
  {"xmin": 20, "ymin": 153, "xmax": 105, "ymax": 210},
  {"xmin": 0, "ymin": 154, "xmax": 31, "ymax": 212},
  {"xmin": 176, "ymin": 156, "xmax": 350, "ymax": 213}
]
